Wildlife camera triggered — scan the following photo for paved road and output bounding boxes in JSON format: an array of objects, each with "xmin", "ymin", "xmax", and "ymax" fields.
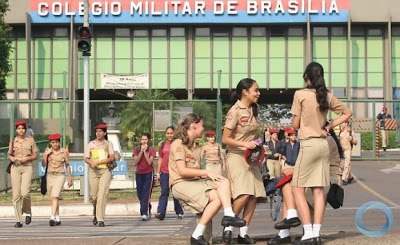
[{"xmin": 0, "ymin": 161, "xmax": 399, "ymax": 244}]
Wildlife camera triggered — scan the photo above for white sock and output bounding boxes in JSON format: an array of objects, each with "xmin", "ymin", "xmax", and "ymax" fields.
[
  {"xmin": 55, "ymin": 215, "xmax": 60, "ymax": 222},
  {"xmin": 239, "ymin": 226, "xmax": 248, "ymax": 238},
  {"xmin": 224, "ymin": 226, "xmax": 233, "ymax": 232},
  {"xmin": 192, "ymin": 224, "xmax": 206, "ymax": 239},
  {"xmin": 301, "ymin": 224, "xmax": 313, "ymax": 240},
  {"xmin": 313, "ymin": 224, "xmax": 321, "ymax": 237},
  {"xmin": 50, "ymin": 215, "xmax": 55, "ymax": 220},
  {"xmin": 224, "ymin": 207, "xmax": 235, "ymax": 217},
  {"xmin": 286, "ymin": 209, "xmax": 298, "ymax": 219},
  {"xmin": 278, "ymin": 229, "xmax": 290, "ymax": 238}
]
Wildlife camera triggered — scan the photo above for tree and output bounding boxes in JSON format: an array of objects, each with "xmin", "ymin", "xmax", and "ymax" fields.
[
  {"xmin": 259, "ymin": 104, "xmax": 292, "ymax": 123},
  {"xmin": 0, "ymin": 0, "xmax": 12, "ymax": 100}
]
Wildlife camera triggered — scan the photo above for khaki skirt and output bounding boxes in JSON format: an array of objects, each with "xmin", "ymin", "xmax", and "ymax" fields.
[
  {"xmin": 292, "ymin": 138, "xmax": 330, "ymax": 188},
  {"xmin": 47, "ymin": 172, "xmax": 65, "ymax": 199},
  {"xmin": 206, "ymin": 163, "xmax": 222, "ymax": 176},
  {"xmin": 172, "ymin": 179, "xmax": 215, "ymax": 214},
  {"xmin": 226, "ymin": 152, "xmax": 266, "ymax": 200}
]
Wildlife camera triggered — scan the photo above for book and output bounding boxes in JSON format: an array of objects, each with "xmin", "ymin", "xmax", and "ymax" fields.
[{"xmin": 92, "ymin": 148, "xmax": 108, "ymax": 169}]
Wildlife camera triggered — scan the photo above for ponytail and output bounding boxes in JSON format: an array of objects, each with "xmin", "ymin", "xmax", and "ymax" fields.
[{"xmin": 304, "ymin": 62, "xmax": 329, "ymax": 112}]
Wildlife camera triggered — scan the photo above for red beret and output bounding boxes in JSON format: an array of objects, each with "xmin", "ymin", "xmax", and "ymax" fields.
[
  {"xmin": 48, "ymin": 133, "xmax": 62, "ymax": 141},
  {"xmin": 15, "ymin": 120, "xmax": 27, "ymax": 126},
  {"xmin": 283, "ymin": 127, "xmax": 291, "ymax": 132},
  {"xmin": 95, "ymin": 124, "xmax": 107, "ymax": 129},
  {"xmin": 206, "ymin": 131, "xmax": 216, "ymax": 136},
  {"xmin": 270, "ymin": 129, "xmax": 278, "ymax": 134},
  {"xmin": 288, "ymin": 129, "xmax": 296, "ymax": 135}
]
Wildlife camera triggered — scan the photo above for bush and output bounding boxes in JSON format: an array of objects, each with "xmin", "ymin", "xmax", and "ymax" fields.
[{"xmin": 360, "ymin": 131, "xmax": 399, "ymax": 150}]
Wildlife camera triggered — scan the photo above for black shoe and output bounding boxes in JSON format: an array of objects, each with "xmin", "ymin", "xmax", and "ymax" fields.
[
  {"xmin": 155, "ymin": 213, "xmax": 165, "ymax": 220},
  {"xmin": 274, "ymin": 217, "xmax": 301, "ymax": 230},
  {"xmin": 315, "ymin": 237, "xmax": 322, "ymax": 245},
  {"xmin": 98, "ymin": 221, "xmax": 105, "ymax": 227},
  {"xmin": 293, "ymin": 238, "xmax": 316, "ymax": 245},
  {"xmin": 14, "ymin": 222, "xmax": 23, "ymax": 228},
  {"xmin": 222, "ymin": 230, "xmax": 232, "ymax": 244},
  {"xmin": 55, "ymin": 221, "xmax": 62, "ymax": 226},
  {"xmin": 25, "ymin": 215, "xmax": 31, "ymax": 225},
  {"xmin": 342, "ymin": 181, "xmax": 348, "ymax": 185},
  {"xmin": 237, "ymin": 235, "xmax": 255, "ymax": 244},
  {"xmin": 348, "ymin": 177, "xmax": 354, "ymax": 184},
  {"xmin": 190, "ymin": 235, "xmax": 209, "ymax": 245},
  {"xmin": 383, "ymin": 147, "xmax": 386, "ymax": 152},
  {"xmin": 221, "ymin": 215, "xmax": 246, "ymax": 227},
  {"xmin": 267, "ymin": 235, "xmax": 291, "ymax": 245},
  {"xmin": 49, "ymin": 219, "xmax": 55, "ymax": 226},
  {"xmin": 93, "ymin": 216, "xmax": 98, "ymax": 225}
]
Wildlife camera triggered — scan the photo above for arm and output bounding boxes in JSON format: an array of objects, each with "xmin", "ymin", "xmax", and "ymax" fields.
[
  {"xmin": 176, "ymin": 159, "xmax": 224, "ymax": 182},
  {"xmin": 325, "ymin": 107, "xmax": 353, "ymax": 133},
  {"xmin": 133, "ymin": 146, "xmax": 144, "ymax": 164},
  {"xmin": 64, "ymin": 156, "xmax": 73, "ymax": 187},
  {"xmin": 42, "ymin": 148, "xmax": 52, "ymax": 167},
  {"xmin": 222, "ymin": 128, "xmax": 258, "ymax": 149},
  {"xmin": 292, "ymin": 115, "xmax": 300, "ymax": 130},
  {"xmin": 7, "ymin": 139, "xmax": 16, "ymax": 163},
  {"xmin": 143, "ymin": 147, "xmax": 155, "ymax": 165},
  {"xmin": 219, "ymin": 144, "xmax": 226, "ymax": 171}
]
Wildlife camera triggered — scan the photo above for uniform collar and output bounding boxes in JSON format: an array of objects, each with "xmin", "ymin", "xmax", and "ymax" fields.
[{"xmin": 236, "ymin": 100, "xmax": 253, "ymax": 114}]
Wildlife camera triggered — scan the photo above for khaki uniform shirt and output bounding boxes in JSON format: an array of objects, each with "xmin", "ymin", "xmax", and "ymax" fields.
[
  {"xmin": 224, "ymin": 100, "xmax": 260, "ymax": 152},
  {"xmin": 85, "ymin": 140, "xmax": 114, "ymax": 169},
  {"xmin": 200, "ymin": 142, "xmax": 223, "ymax": 164},
  {"xmin": 47, "ymin": 148, "xmax": 68, "ymax": 173},
  {"xmin": 291, "ymin": 89, "xmax": 347, "ymax": 140},
  {"xmin": 8, "ymin": 137, "xmax": 37, "ymax": 166},
  {"xmin": 339, "ymin": 130, "xmax": 353, "ymax": 151},
  {"xmin": 169, "ymin": 139, "xmax": 201, "ymax": 187}
]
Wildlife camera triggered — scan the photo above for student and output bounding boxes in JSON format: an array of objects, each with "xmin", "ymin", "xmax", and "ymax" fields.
[
  {"xmin": 8, "ymin": 120, "xmax": 38, "ymax": 228},
  {"xmin": 376, "ymin": 106, "xmax": 392, "ymax": 151},
  {"xmin": 222, "ymin": 78, "xmax": 266, "ymax": 244},
  {"xmin": 85, "ymin": 124, "xmax": 115, "ymax": 227},
  {"xmin": 291, "ymin": 62, "xmax": 352, "ymax": 244},
  {"xmin": 200, "ymin": 130, "xmax": 226, "ymax": 175},
  {"xmin": 169, "ymin": 114, "xmax": 246, "ymax": 245},
  {"xmin": 265, "ymin": 129, "xmax": 282, "ymax": 180},
  {"xmin": 155, "ymin": 126, "xmax": 184, "ymax": 220},
  {"xmin": 339, "ymin": 120, "xmax": 356, "ymax": 185},
  {"xmin": 42, "ymin": 133, "xmax": 73, "ymax": 226},
  {"xmin": 133, "ymin": 132, "xmax": 156, "ymax": 221}
]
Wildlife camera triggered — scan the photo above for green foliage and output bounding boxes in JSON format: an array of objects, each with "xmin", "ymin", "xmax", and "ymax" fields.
[
  {"xmin": 360, "ymin": 131, "xmax": 399, "ymax": 150},
  {"xmin": 0, "ymin": 0, "xmax": 12, "ymax": 99}
]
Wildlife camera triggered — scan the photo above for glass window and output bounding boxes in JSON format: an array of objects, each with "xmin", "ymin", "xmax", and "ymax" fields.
[
  {"xmin": 367, "ymin": 88, "xmax": 383, "ymax": 98},
  {"xmin": 233, "ymin": 28, "xmax": 247, "ymax": 37},
  {"xmin": 393, "ymin": 26, "xmax": 400, "ymax": 36},
  {"xmin": 152, "ymin": 29, "xmax": 167, "ymax": 37},
  {"xmin": 213, "ymin": 28, "xmax": 230, "ymax": 37},
  {"xmin": 32, "ymin": 27, "xmax": 51, "ymax": 37},
  {"xmin": 196, "ymin": 28, "xmax": 210, "ymax": 36},
  {"xmin": 115, "ymin": 28, "xmax": 130, "ymax": 37},
  {"xmin": 332, "ymin": 27, "xmax": 346, "ymax": 36},
  {"xmin": 313, "ymin": 27, "xmax": 328, "ymax": 36},
  {"xmin": 288, "ymin": 27, "xmax": 303, "ymax": 36},
  {"xmin": 171, "ymin": 28, "xmax": 185, "ymax": 36},
  {"xmin": 331, "ymin": 88, "xmax": 347, "ymax": 98},
  {"xmin": 54, "ymin": 28, "xmax": 68, "ymax": 37},
  {"xmin": 367, "ymin": 28, "xmax": 383, "ymax": 36},
  {"xmin": 251, "ymin": 27, "xmax": 266, "ymax": 37},
  {"xmin": 270, "ymin": 27, "xmax": 285, "ymax": 36},
  {"xmin": 351, "ymin": 26, "xmax": 365, "ymax": 36},
  {"xmin": 134, "ymin": 29, "xmax": 148, "ymax": 37},
  {"xmin": 350, "ymin": 88, "xmax": 365, "ymax": 99},
  {"xmin": 94, "ymin": 27, "xmax": 114, "ymax": 37}
]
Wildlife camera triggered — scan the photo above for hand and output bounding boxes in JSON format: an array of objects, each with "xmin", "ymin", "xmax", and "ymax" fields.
[
  {"xmin": 242, "ymin": 141, "xmax": 258, "ymax": 149},
  {"xmin": 19, "ymin": 157, "xmax": 29, "ymax": 164},
  {"xmin": 156, "ymin": 174, "xmax": 160, "ymax": 182},
  {"xmin": 323, "ymin": 122, "xmax": 332, "ymax": 136},
  {"xmin": 206, "ymin": 171, "xmax": 225, "ymax": 183},
  {"xmin": 68, "ymin": 177, "xmax": 73, "ymax": 187},
  {"xmin": 273, "ymin": 153, "xmax": 280, "ymax": 158},
  {"xmin": 141, "ymin": 144, "xmax": 148, "ymax": 152},
  {"xmin": 44, "ymin": 147, "xmax": 53, "ymax": 156},
  {"xmin": 9, "ymin": 156, "xmax": 17, "ymax": 163},
  {"xmin": 282, "ymin": 168, "xmax": 294, "ymax": 176},
  {"xmin": 222, "ymin": 164, "xmax": 226, "ymax": 172},
  {"xmin": 91, "ymin": 161, "xmax": 99, "ymax": 169}
]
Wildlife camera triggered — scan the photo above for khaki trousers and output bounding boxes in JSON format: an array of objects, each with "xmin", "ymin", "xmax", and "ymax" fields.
[
  {"xmin": 380, "ymin": 129, "xmax": 389, "ymax": 148},
  {"xmin": 267, "ymin": 159, "xmax": 281, "ymax": 179},
  {"xmin": 11, "ymin": 164, "xmax": 33, "ymax": 222},
  {"xmin": 89, "ymin": 168, "xmax": 111, "ymax": 222},
  {"xmin": 342, "ymin": 150, "xmax": 352, "ymax": 181}
]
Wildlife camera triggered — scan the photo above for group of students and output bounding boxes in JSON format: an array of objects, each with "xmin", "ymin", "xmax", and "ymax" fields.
[{"xmin": 7, "ymin": 61, "xmax": 354, "ymax": 245}]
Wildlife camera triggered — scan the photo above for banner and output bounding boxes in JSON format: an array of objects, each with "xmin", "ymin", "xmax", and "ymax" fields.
[
  {"xmin": 101, "ymin": 73, "xmax": 149, "ymax": 89},
  {"xmin": 30, "ymin": 0, "xmax": 350, "ymax": 23}
]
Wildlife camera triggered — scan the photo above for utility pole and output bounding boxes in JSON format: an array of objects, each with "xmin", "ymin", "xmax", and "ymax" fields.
[{"xmin": 83, "ymin": 0, "xmax": 90, "ymax": 203}]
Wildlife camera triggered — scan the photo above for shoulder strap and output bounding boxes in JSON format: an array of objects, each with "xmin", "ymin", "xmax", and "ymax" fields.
[
  {"xmin": 160, "ymin": 141, "xmax": 166, "ymax": 151},
  {"xmin": 9, "ymin": 137, "xmax": 15, "ymax": 155}
]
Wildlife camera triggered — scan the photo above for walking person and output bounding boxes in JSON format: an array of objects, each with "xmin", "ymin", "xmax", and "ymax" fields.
[
  {"xmin": 85, "ymin": 124, "xmax": 115, "ymax": 227},
  {"xmin": 265, "ymin": 128, "xmax": 282, "ymax": 180},
  {"xmin": 339, "ymin": 120, "xmax": 357, "ymax": 185},
  {"xmin": 376, "ymin": 106, "xmax": 392, "ymax": 151},
  {"xmin": 42, "ymin": 133, "xmax": 73, "ymax": 226},
  {"xmin": 222, "ymin": 78, "xmax": 266, "ymax": 244},
  {"xmin": 291, "ymin": 62, "xmax": 352, "ymax": 244},
  {"xmin": 133, "ymin": 132, "xmax": 156, "ymax": 221},
  {"xmin": 155, "ymin": 126, "xmax": 184, "ymax": 220},
  {"xmin": 8, "ymin": 120, "xmax": 38, "ymax": 228},
  {"xmin": 169, "ymin": 113, "xmax": 246, "ymax": 245},
  {"xmin": 200, "ymin": 130, "xmax": 226, "ymax": 175}
]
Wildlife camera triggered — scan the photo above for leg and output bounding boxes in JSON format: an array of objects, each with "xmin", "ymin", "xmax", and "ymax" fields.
[
  {"xmin": 274, "ymin": 161, "xmax": 282, "ymax": 179},
  {"xmin": 198, "ymin": 189, "xmax": 222, "ymax": 225},
  {"xmin": 342, "ymin": 150, "xmax": 351, "ymax": 182},
  {"xmin": 136, "ymin": 173, "xmax": 144, "ymax": 215},
  {"xmin": 267, "ymin": 160, "xmax": 275, "ymax": 179},
  {"xmin": 157, "ymin": 172, "xmax": 169, "ymax": 216},
  {"xmin": 20, "ymin": 166, "xmax": 33, "ymax": 215},
  {"xmin": 89, "ymin": 170, "xmax": 100, "ymax": 217},
  {"xmin": 242, "ymin": 196, "xmax": 256, "ymax": 226},
  {"xmin": 292, "ymin": 186, "xmax": 311, "ymax": 224},
  {"xmin": 174, "ymin": 197, "xmax": 184, "ymax": 215},
  {"xmin": 311, "ymin": 187, "xmax": 325, "ymax": 225},
  {"xmin": 140, "ymin": 172, "xmax": 154, "ymax": 216},
  {"xmin": 11, "ymin": 166, "xmax": 23, "ymax": 223},
  {"xmin": 96, "ymin": 169, "xmax": 111, "ymax": 222},
  {"xmin": 380, "ymin": 129, "xmax": 387, "ymax": 148},
  {"xmin": 51, "ymin": 198, "xmax": 59, "ymax": 216}
]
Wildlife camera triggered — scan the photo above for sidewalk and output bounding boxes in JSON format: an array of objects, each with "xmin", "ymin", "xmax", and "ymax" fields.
[{"xmin": 0, "ymin": 200, "xmax": 177, "ymax": 218}]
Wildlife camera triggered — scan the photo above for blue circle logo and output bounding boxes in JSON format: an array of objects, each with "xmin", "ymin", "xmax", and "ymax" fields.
[{"xmin": 355, "ymin": 201, "xmax": 394, "ymax": 237}]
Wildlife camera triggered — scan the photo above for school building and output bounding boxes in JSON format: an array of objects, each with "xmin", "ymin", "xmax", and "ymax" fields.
[{"xmin": 3, "ymin": 0, "xmax": 400, "ymax": 119}]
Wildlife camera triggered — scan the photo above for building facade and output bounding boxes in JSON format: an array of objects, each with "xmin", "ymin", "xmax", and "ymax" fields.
[{"xmin": 4, "ymin": 0, "xmax": 400, "ymax": 119}]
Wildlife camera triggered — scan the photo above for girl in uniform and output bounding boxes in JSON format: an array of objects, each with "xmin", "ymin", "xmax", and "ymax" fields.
[
  {"xmin": 84, "ymin": 124, "xmax": 115, "ymax": 227},
  {"xmin": 222, "ymin": 78, "xmax": 266, "ymax": 244},
  {"xmin": 199, "ymin": 131, "xmax": 226, "ymax": 175},
  {"xmin": 169, "ymin": 114, "xmax": 246, "ymax": 245},
  {"xmin": 290, "ymin": 62, "xmax": 352, "ymax": 244},
  {"xmin": 8, "ymin": 120, "xmax": 38, "ymax": 228},
  {"xmin": 42, "ymin": 133, "xmax": 73, "ymax": 226},
  {"xmin": 133, "ymin": 132, "xmax": 156, "ymax": 221},
  {"xmin": 339, "ymin": 120, "xmax": 356, "ymax": 185},
  {"xmin": 155, "ymin": 126, "xmax": 184, "ymax": 220}
]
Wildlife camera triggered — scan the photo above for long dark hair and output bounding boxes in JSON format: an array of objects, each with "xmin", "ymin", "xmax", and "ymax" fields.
[
  {"xmin": 174, "ymin": 114, "xmax": 203, "ymax": 148},
  {"xmin": 304, "ymin": 62, "xmax": 329, "ymax": 112},
  {"xmin": 231, "ymin": 78, "xmax": 259, "ymax": 117}
]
